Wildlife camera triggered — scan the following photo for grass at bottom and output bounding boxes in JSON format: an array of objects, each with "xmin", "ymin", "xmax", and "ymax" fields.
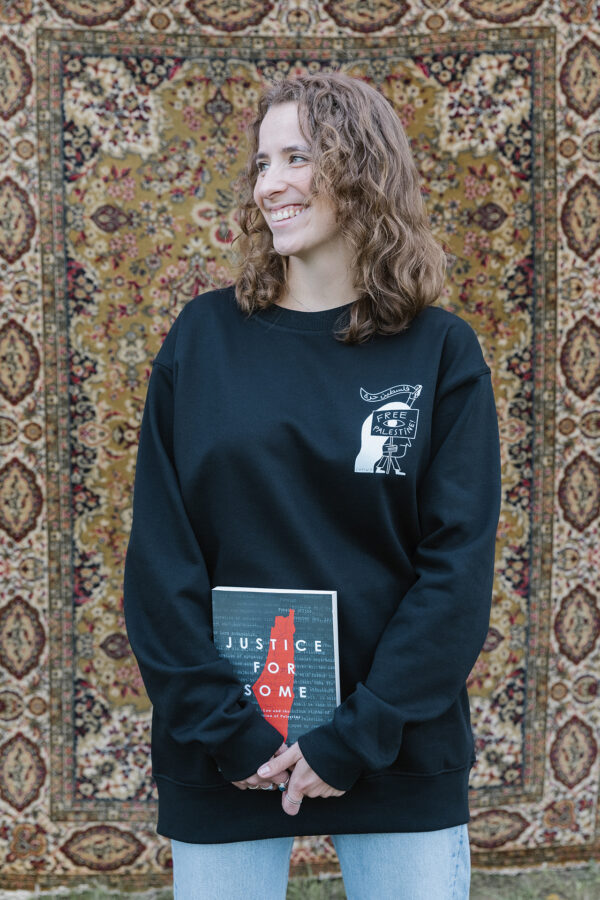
[
  {"xmin": 287, "ymin": 875, "xmax": 346, "ymax": 899},
  {"xmin": 470, "ymin": 861, "xmax": 600, "ymax": 900},
  {"xmin": 6, "ymin": 861, "xmax": 600, "ymax": 899},
  {"xmin": 287, "ymin": 861, "xmax": 600, "ymax": 899}
]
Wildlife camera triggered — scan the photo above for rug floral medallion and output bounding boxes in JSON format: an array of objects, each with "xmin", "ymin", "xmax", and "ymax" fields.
[{"xmin": 0, "ymin": 0, "xmax": 599, "ymax": 889}]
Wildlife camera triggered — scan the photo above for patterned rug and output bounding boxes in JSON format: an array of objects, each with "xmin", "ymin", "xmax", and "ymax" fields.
[{"xmin": 0, "ymin": 0, "xmax": 599, "ymax": 889}]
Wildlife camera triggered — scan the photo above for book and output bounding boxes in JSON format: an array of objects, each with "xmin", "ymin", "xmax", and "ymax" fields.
[{"xmin": 211, "ymin": 586, "xmax": 340, "ymax": 744}]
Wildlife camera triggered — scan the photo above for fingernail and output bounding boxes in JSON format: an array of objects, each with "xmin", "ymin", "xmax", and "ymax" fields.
[{"xmin": 257, "ymin": 765, "xmax": 270, "ymax": 776}]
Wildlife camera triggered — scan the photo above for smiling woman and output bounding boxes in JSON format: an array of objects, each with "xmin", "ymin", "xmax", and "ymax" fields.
[
  {"xmin": 124, "ymin": 71, "xmax": 501, "ymax": 900},
  {"xmin": 232, "ymin": 72, "xmax": 448, "ymax": 340}
]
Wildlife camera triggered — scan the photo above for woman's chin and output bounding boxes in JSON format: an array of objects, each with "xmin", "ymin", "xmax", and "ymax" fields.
[{"xmin": 272, "ymin": 239, "xmax": 303, "ymax": 257}]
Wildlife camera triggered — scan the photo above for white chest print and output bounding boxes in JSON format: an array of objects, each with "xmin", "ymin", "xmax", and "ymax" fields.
[{"xmin": 354, "ymin": 384, "xmax": 422, "ymax": 476}]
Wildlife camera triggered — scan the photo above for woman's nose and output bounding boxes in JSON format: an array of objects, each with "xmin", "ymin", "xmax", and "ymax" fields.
[{"xmin": 256, "ymin": 164, "xmax": 287, "ymax": 198}]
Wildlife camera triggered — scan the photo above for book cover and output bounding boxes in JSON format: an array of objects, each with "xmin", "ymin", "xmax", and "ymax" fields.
[{"xmin": 211, "ymin": 586, "xmax": 340, "ymax": 744}]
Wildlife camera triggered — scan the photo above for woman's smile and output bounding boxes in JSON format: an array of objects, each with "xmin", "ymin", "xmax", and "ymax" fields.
[{"xmin": 269, "ymin": 205, "xmax": 308, "ymax": 224}]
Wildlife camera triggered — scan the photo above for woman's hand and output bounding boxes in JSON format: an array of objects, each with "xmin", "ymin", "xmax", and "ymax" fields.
[
  {"xmin": 231, "ymin": 742, "xmax": 289, "ymax": 791},
  {"xmin": 257, "ymin": 742, "xmax": 345, "ymax": 816}
]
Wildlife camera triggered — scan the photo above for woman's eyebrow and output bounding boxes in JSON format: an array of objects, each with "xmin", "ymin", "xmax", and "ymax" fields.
[{"xmin": 254, "ymin": 144, "xmax": 310, "ymax": 164}]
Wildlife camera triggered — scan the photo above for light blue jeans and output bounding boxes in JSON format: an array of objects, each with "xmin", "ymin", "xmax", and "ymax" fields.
[{"xmin": 172, "ymin": 824, "xmax": 470, "ymax": 899}]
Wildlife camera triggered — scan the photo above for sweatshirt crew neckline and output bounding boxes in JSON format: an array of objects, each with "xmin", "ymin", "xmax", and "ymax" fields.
[{"xmin": 252, "ymin": 300, "xmax": 353, "ymax": 333}]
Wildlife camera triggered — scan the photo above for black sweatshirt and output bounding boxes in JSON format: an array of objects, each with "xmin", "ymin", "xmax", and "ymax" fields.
[{"xmin": 123, "ymin": 286, "xmax": 501, "ymax": 843}]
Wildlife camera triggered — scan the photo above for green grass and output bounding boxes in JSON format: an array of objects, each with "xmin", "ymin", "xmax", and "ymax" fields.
[
  {"xmin": 6, "ymin": 862, "xmax": 600, "ymax": 900},
  {"xmin": 286, "ymin": 876, "xmax": 347, "ymax": 899},
  {"xmin": 470, "ymin": 860, "xmax": 600, "ymax": 900}
]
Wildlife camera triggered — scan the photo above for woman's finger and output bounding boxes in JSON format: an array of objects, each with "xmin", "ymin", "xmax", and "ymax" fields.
[
  {"xmin": 282, "ymin": 788, "xmax": 303, "ymax": 817},
  {"xmin": 257, "ymin": 743, "xmax": 301, "ymax": 779},
  {"xmin": 246, "ymin": 776, "xmax": 275, "ymax": 789},
  {"xmin": 232, "ymin": 776, "xmax": 282, "ymax": 790},
  {"xmin": 321, "ymin": 787, "xmax": 345, "ymax": 798}
]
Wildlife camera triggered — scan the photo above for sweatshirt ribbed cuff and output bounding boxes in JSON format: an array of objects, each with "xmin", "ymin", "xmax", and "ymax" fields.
[
  {"xmin": 212, "ymin": 714, "xmax": 284, "ymax": 782},
  {"xmin": 298, "ymin": 722, "xmax": 365, "ymax": 791}
]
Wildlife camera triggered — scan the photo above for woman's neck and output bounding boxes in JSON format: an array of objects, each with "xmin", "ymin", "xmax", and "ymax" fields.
[{"xmin": 277, "ymin": 256, "xmax": 360, "ymax": 312}]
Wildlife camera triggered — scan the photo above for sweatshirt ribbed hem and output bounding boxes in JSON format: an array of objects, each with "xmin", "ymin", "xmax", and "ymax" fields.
[{"xmin": 154, "ymin": 766, "xmax": 472, "ymax": 844}]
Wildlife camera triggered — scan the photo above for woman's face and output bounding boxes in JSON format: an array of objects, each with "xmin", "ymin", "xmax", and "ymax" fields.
[{"xmin": 253, "ymin": 102, "xmax": 344, "ymax": 263}]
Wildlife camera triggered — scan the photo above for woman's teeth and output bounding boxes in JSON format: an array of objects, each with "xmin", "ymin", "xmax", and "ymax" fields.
[{"xmin": 271, "ymin": 206, "xmax": 305, "ymax": 222}]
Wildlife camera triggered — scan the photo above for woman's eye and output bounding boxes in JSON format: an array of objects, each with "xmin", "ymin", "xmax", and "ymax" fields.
[{"xmin": 256, "ymin": 155, "xmax": 308, "ymax": 173}]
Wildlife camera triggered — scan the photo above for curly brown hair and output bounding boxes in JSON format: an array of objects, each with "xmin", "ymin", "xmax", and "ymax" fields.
[{"xmin": 232, "ymin": 71, "xmax": 447, "ymax": 343}]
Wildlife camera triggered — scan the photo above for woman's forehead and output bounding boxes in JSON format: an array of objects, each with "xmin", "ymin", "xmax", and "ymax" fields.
[{"xmin": 259, "ymin": 102, "xmax": 302, "ymax": 137}]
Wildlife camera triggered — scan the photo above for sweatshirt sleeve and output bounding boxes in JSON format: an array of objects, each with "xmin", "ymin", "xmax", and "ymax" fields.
[
  {"xmin": 123, "ymin": 321, "xmax": 283, "ymax": 782},
  {"xmin": 298, "ymin": 328, "xmax": 501, "ymax": 791}
]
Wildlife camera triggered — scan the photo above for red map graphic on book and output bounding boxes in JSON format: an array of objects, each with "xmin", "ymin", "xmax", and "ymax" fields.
[{"xmin": 252, "ymin": 609, "xmax": 295, "ymax": 741}]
